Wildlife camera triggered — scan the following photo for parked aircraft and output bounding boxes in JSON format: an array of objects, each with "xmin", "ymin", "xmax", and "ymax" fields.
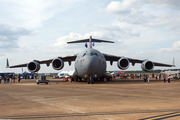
[
  {"xmin": 6, "ymin": 36, "xmax": 175, "ymax": 84},
  {"xmin": 58, "ymin": 70, "xmax": 74, "ymax": 78}
]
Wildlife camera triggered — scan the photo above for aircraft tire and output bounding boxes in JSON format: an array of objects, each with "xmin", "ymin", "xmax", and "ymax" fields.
[
  {"xmin": 91, "ymin": 79, "xmax": 94, "ymax": 84},
  {"xmin": 87, "ymin": 79, "xmax": 90, "ymax": 84},
  {"xmin": 90, "ymin": 78, "xmax": 94, "ymax": 84}
]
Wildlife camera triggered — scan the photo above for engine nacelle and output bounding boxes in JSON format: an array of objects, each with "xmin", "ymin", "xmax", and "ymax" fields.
[
  {"xmin": 117, "ymin": 57, "xmax": 130, "ymax": 70},
  {"xmin": 141, "ymin": 60, "xmax": 154, "ymax": 72},
  {"xmin": 27, "ymin": 61, "xmax": 40, "ymax": 72},
  {"xmin": 52, "ymin": 58, "xmax": 64, "ymax": 70}
]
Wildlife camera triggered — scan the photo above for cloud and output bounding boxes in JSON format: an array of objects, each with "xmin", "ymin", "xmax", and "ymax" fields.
[
  {"xmin": 0, "ymin": 0, "xmax": 86, "ymax": 28},
  {"xmin": 52, "ymin": 32, "xmax": 110, "ymax": 47},
  {"xmin": 140, "ymin": 0, "xmax": 180, "ymax": 10},
  {"xmin": 119, "ymin": 50, "xmax": 128, "ymax": 54},
  {"xmin": 105, "ymin": 0, "xmax": 180, "ymax": 34},
  {"xmin": 105, "ymin": 1, "xmax": 155, "ymax": 25},
  {"xmin": 95, "ymin": 25, "xmax": 140, "ymax": 40},
  {"xmin": 0, "ymin": 24, "xmax": 36, "ymax": 50},
  {"xmin": 133, "ymin": 41, "xmax": 180, "ymax": 58},
  {"xmin": 106, "ymin": 0, "xmax": 180, "ymax": 12},
  {"xmin": 158, "ymin": 41, "xmax": 180, "ymax": 52},
  {"xmin": 146, "ymin": 15, "xmax": 180, "ymax": 32},
  {"xmin": 105, "ymin": 1, "xmax": 132, "ymax": 14},
  {"xmin": 53, "ymin": 26, "xmax": 140, "ymax": 47},
  {"xmin": 53, "ymin": 32, "xmax": 85, "ymax": 47}
]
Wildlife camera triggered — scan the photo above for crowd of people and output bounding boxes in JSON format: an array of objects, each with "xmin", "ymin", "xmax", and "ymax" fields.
[
  {"xmin": 0, "ymin": 74, "xmax": 21, "ymax": 84},
  {"xmin": 0, "ymin": 73, "xmax": 173, "ymax": 84},
  {"xmin": 124, "ymin": 73, "xmax": 172, "ymax": 83}
]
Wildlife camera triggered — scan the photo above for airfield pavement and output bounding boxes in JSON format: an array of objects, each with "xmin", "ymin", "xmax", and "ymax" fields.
[{"xmin": 0, "ymin": 77, "xmax": 180, "ymax": 120}]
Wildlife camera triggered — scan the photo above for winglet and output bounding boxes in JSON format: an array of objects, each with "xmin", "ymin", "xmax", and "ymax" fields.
[{"xmin": 6, "ymin": 58, "xmax": 9, "ymax": 68}]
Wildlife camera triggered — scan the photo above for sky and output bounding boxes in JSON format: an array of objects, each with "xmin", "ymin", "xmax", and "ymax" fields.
[{"xmin": 0, "ymin": 0, "xmax": 180, "ymax": 73}]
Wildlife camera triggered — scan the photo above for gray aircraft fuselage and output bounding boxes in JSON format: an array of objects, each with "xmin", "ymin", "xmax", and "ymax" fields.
[{"xmin": 75, "ymin": 48, "xmax": 106, "ymax": 79}]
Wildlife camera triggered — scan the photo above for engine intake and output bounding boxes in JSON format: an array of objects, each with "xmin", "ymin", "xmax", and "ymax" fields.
[
  {"xmin": 117, "ymin": 57, "xmax": 130, "ymax": 70},
  {"xmin": 52, "ymin": 58, "xmax": 64, "ymax": 70},
  {"xmin": 27, "ymin": 61, "xmax": 40, "ymax": 72},
  {"xmin": 141, "ymin": 60, "xmax": 154, "ymax": 72}
]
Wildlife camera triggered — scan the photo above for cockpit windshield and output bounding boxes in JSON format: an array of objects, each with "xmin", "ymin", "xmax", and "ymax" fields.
[
  {"xmin": 85, "ymin": 52, "xmax": 98, "ymax": 56},
  {"xmin": 86, "ymin": 53, "xmax": 95, "ymax": 56}
]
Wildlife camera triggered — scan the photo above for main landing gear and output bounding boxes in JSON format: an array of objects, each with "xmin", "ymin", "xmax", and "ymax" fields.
[{"xmin": 87, "ymin": 77, "xmax": 94, "ymax": 84}]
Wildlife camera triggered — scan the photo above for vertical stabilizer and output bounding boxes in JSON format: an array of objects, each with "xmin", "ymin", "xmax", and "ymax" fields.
[{"xmin": 89, "ymin": 36, "xmax": 92, "ymax": 48}]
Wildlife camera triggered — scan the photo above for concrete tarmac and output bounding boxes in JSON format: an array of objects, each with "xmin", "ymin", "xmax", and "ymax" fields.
[{"xmin": 0, "ymin": 77, "xmax": 180, "ymax": 120}]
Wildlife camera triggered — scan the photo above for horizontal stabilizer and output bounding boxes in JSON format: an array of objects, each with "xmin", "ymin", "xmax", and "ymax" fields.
[{"xmin": 67, "ymin": 36, "xmax": 114, "ymax": 44}]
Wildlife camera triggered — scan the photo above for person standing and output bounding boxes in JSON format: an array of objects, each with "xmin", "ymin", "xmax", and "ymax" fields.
[
  {"xmin": 0, "ymin": 75, "xmax": 2, "ymax": 84},
  {"xmin": 147, "ymin": 74, "xmax": 150, "ymax": 83},
  {"xmin": 156, "ymin": 75, "xmax": 157, "ymax": 80},
  {"xmin": 9, "ymin": 75, "xmax": 12, "ymax": 83},
  {"xmin": 6, "ymin": 74, "xmax": 9, "ymax": 83},
  {"xmin": 144, "ymin": 75, "xmax": 147, "ymax": 83},
  {"xmin": 159, "ymin": 74, "xmax": 161, "ymax": 80},
  {"xmin": 18, "ymin": 74, "xmax": 21, "ymax": 83},
  {"xmin": 168, "ymin": 75, "xmax": 171, "ymax": 83},
  {"xmin": 12, "ymin": 74, "xmax": 15, "ymax": 83},
  {"xmin": 4, "ymin": 75, "xmax": 6, "ymax": 84},
  {"xmin": 163, "ymin": 74, "xmax": 166, "ymax": 83},
  {"xmin": 152, "ymin": 73, "xmax": 154, "ymax": 78}
]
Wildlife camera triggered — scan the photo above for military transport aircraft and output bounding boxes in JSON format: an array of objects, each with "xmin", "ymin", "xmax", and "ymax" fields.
[{"xmin": 7, "ymin": 36, "xmax": 175, "ymax": 84}]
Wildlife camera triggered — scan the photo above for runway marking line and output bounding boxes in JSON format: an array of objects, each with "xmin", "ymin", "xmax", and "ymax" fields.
[
  {"xmin": 0, "ymin": 109, "xmax": 180, "ymax": 119},
  {"xmin": 140, "ymin": 112, "xmax": 180, "ymax": 120}
]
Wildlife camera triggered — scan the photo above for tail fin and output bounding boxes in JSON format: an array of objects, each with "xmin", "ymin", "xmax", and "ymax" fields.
[{"xmin": 6, "ymin": 58, "xmax": 9, "ymax": 68}]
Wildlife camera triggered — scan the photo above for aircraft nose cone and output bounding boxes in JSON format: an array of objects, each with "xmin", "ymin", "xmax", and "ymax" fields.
[{"xmin": 85, "ymin": 56, "xmax": 97, "ymax": 75}]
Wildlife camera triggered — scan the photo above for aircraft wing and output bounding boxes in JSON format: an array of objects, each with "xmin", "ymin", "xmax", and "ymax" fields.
[
  {"xmin": 7, "ymin": 55, "xmax": 77, "ymax": 68},
  {"xmin": 7, "ymin": 63, "xmax": 29, "ymax": 68},
  {"xmin": 103, "ymin": 53, "xmax": 175, "ymax": 67}
]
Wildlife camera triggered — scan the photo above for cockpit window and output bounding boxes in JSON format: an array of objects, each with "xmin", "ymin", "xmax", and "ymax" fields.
[
  {"xmin": 86, "ymin": 53, "xmax": 90, "ymax": 56},
  {"xmin": 85, "ymin": 53, "xmax": 96, "ymax": 56},
  {"xmin": 83, "ymin": 52, "xmax": 99, "ymax": 56}
]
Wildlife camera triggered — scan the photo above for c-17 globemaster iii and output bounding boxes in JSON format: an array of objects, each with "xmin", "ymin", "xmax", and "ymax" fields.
[{"xmin": 6, "ymin": 36, "xmax": 175, "ymax": 84}]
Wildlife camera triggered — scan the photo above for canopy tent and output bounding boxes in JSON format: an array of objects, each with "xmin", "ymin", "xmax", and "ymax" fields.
[{"xmin": 21, "ymin": 71, "xmax": 37, "ymax": 79}]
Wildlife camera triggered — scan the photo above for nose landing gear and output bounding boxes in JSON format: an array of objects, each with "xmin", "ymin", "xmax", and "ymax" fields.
[{"xmin": 87, "ymin": 77, "xmax": 94, "ymax": 84}]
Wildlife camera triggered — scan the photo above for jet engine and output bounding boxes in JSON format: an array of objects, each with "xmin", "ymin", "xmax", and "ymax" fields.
[
  {"xmin": 27, "ymin": 61, "xmax": 40, "ymax": 72},
  {"xmin": 117, "ymin": 57, "xmax": 130, "ymax": 70},
  {"xmin": 141, "ymin": 60, "xmax": 154, "ymax": 72},
  {"xmin": 52, "ymin": 57, "xmax": 64, "ymax": 70}
]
